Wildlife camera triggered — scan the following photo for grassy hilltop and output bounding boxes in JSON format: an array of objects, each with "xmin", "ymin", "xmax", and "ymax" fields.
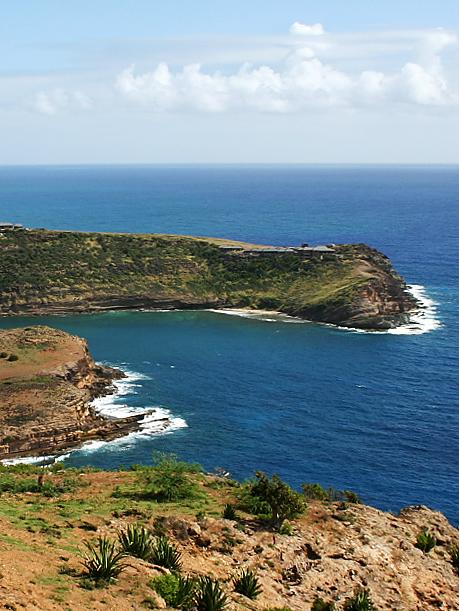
[{"xmin": 0, "ymin": 230, "xmax": 415, "ymax": 328}]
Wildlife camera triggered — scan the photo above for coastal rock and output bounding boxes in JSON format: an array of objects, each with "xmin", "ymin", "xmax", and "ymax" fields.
[{"xmin": 0, "ymin": 326, "xmax": 151, "ymax": 459}]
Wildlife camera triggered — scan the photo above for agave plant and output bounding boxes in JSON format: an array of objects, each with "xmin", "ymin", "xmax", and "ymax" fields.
[
  {"xmin": 194, "ymin": 576, "xmax": 228, "ymax": 611},
  {"xmin": 415, "ymin": 529, "xmax": 436, "ymax": 553},
  {"xmin": 222, "ymin": 503, "xmax": 237, "ymax": 520},
  {"xmin": 119, "ymin": 523, "xmax": 154, "ymax": 560},
  {"xmin": 151, "ymin": 573, "xmax": 196, "ymax": 610},
  {"xmin": 150, "ymin": 536, "xmax": 182, "ymax": 571},
  {"xmin": 343, "ymin": 589, "xmax": 377, "ymax": 611},
  {"xmin": 82, "ymin": 536, "xmax": 126, "ymax": 584},
  {"xmin": 233, "ymin": 568, "xmax": 262, "ymax": 600}
]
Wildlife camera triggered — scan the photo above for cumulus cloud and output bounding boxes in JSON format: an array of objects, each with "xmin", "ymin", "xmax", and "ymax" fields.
[
  {"xmin": 34, "ymin": 89, "xmax": 92, "ymax": 115},
  {"xmin": 290, "ymin": 22, "xmax": 325, "ymax": 37},
  {"xmin": 116, "ymin": 25, "xmax": 458, "ymax": 113}
]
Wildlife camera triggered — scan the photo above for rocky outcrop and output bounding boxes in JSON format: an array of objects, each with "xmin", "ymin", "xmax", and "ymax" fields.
[{"xmin": 0, "ymin": 326, "xmax": 154, "ymax": 459}]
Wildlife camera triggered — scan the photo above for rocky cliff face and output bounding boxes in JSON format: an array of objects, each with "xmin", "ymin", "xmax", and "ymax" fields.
[{"xmin": 0, "ymin": 326, "xmax": 150, "ymax": 459}]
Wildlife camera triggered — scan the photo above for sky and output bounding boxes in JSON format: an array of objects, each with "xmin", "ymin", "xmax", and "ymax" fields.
[{"xmin": 1, "ymin": 1, "xmax": 458, "ymax": 164}]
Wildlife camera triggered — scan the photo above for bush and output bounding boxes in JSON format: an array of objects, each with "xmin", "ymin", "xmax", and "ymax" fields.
[
  {"xmin": 249, "ymin": 471, "xmax": 305, "ymax": 530},
  {"xmin": 222, "ymin": 504, "xmax": 237, "ymax": 520},
  {"xmin": 140, "ymin": 453, "xmax": 202, "ymax": 502},
  {"xmin": 415, "ymin": 529, "xmax": 436, "ymax": 553},
  {"xmin": 7, "ymin": 354, "xmax": 18, "ymax": 362},
  {"xmin": 312, "ymin": 597, "xmax": 336, "ymax": 610},
  {"xmin": 0, "ymin": 352, "xmax": 8, "ymax": 358},
  {"xmin": 119, "ymin": 524, "xmax": 153, "ymax": 560},
  {"xmin": 151, "ymin": 573, "xmax": 196, "ymax": 610},
  {"xmin": 194, "ymin": 576, "xmax": 228, "ymax": 611},
  {"xmin": 450, "ymin": 545, "xmax": 459, "ymax": 572},
  {"xmin": 233, "ymin": 569, "xmax": 262, "ymax": 600},
  {"xmin": 302, "ymin": 483, "xmax": 330, "ymax": 501},
  {"xmin": 82, "ymin": 536, "xmax": 126, "ymax": 585},
  {"xmin": 302, "ymin": 483, "xmax": 361, "ymax": 504},
  {"xmin": 343, "ymin": 589, "xmax": 376, "ymax": 611},
  {"xmin": 150, "ymin": 536, "xmax": 182, "ymax": 571}
]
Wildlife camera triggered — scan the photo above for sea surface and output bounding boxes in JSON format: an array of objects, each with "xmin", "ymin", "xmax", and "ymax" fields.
[{"xmin": 0, "ymin": 165, "xmax": 457, "ymax": 522}]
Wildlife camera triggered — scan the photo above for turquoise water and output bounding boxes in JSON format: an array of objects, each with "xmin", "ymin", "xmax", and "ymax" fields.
[{"xmin": 0, "ymin": 166, "xmax": 457, "ymax": 521}]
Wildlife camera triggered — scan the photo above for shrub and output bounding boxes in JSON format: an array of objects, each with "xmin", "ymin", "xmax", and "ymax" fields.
[
  {"xmin": 312, "ymin": 597, "xmax": 336, "ymax": 610},
  {"xmin": 343, "ymin": 589, "xmax": 376, "ymax": 611},
  {"xmin": 450, "ymin": 545, "xmax": 459, "ymax": 572},
  {"xmin": 141, "ymin": 453, "xmax": 202, "ymax": 502},
  {"xmin": 249, "ymin": 471, "xmax": 305, "ymax": 530},
  {"xmin": 7, "ymin": 354, "xmax": 18, "ymax": 362},
  {"xmin": 302, "ymin": 483, "xmax": 330, "ymax": 501},
  {"xmin": 0, "ymin": 352, "xmax": 8, "ymax": 358},
  {"xmin": 150, "ymin": 536, "xmax": 182, "ymax": 571},
  {"xmin": 82, "ymin": 536, "xmax": 126, "ymax": 585},
  {"xmin": 194, "ymin": 576, "xmax": 228, "ymax": 611},
  {"xmin": 233, "ymin": 569, "xmax": 262, "ymax": 600},
  {"xmin": 415, "ymin": 529, "xmax": 436, "ymax": 553},
  {"xmin": 222, "ymin": 504, "xmax": 237, "ymax": 520},
  {"xmin": 279, "ymin": 521, "xmax": 293, "ymax": 535},
  {"xmin": 151, "ymin": 573, "xmax": 196, "ymax": 610},
  {"xmin": 119, "ymin": 524, "xmax": 153, "ymax": 560}
]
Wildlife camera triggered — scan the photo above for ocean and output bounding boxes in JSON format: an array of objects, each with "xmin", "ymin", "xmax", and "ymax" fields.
[{"xmin": 0, "ymin": 165, "xmax": 457, "ymax": 522}]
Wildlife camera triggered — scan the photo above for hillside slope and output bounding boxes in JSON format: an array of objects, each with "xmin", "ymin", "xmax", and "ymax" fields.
[{"xmin": 0, "ymin": 230, "xmax": 417, "ymax": 329}]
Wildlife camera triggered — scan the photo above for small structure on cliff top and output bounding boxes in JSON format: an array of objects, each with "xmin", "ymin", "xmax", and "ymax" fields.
[{"xmin": 0, "ymin": 222, "xmax": 24, "ymax": 231}]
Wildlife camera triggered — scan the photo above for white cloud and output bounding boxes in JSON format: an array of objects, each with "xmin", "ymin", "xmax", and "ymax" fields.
[
  {"xmin": 34, "ymin": 88, "xmax": 92, "ymax": 115},
  {"xmin": 290, "ymin": 22, "xmax": 325, "ymax": 37},
  {"xmin": 116, "ymin": 25, "xmax": 458, "ymax": 113}
]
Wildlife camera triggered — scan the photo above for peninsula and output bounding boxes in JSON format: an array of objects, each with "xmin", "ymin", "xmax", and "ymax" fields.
[
  {"xmin": 0, "ymin": 326, "xmax": 157, "ymax": 459},
  {"xmin": 0, "ymin": 229, "xmax": 417, "ymax": 330}
]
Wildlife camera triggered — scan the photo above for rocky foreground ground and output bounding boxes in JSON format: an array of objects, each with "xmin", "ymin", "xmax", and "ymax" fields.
[{"xmin": 0, "ymin": 467, "xmax": 456, "ymax": 610}]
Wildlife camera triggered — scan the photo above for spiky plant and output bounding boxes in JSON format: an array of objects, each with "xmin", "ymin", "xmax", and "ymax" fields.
[
  {"xmin": 194, "ymin": 576, "xmax": 228, "ymax": 611},
  {"xmin": 415, "ymin": 529, "xmax": 436, "ymax": 553},
  {"xmin": 150, "ymin": 536, "xmax": 182, "ymax": 571},
  {"xmin": 82, "ymin": 536, "xmax": 126, "ymax": 584},
  {"xmin": 233, "ymin": 569, "xmax": 262, "ymax": 600},
  {"xmin": 450, "ymin": 545, "xmax": 459, "ymax": 573},
  {"xmin": 151, "ymin": 573, "xmax": 196, "ymax": 610},
  {"xmin": 343, "ymin": 589, "xmax": 377, "ymax": 611},
  {"xmin": 312, "ymin": 596, "xmax": 336, "ymax": 610},
  {"xmin": 222, "ymin": 503, "xmax": 237, "ymax": 520},
  {"xmin": 119, "ymin": 523, "xmax": 153, "ymax": 560}
]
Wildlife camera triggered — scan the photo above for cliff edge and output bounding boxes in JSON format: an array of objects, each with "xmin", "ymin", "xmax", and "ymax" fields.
[{"xmin": 0, "ymin": 326, "xmax": 148, "ymax": 459}]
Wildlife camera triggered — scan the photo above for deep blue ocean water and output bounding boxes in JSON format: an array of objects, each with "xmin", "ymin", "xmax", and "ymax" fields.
[{"xmin": 0, "ymin": 165, "xmax": 457, "ymax": 522}]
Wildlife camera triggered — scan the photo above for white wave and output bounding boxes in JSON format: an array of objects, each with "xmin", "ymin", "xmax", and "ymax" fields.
[
  {"xmin": 2, "ymin": 367, "xmax": 187, "ymax": 465},
  {"xmin": 207, "ymin": 285, "xmax": 441, "ymax": 336},
  {"xmin": 386, "ymin": 285, "xmax": 441, "ymax": 335}
]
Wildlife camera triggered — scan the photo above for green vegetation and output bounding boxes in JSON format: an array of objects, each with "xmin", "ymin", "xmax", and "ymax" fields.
[
  {"xmin": 194, "ymin": 576, "xmax": 228, "ymax": 611},
  {"xmin": 151, "ymin": 573, "xmax": 196, "ymax": 610},
  {"xmin": 139, "ymin": 453, "xmax": 203, "ymax": 502},
  {"xmin": 312, "ymin": 597, "xmax": 336, "ymax": 610},
  {"xmin": 233, "ymin": 568, "xmax": 262, "ymax": 600},
  {"xmin": 81, "ymin": 536, "xmax": 126, "ymax": 585},
  {"xmin": 415, "ymin": 529, "xmax": 437, "ymax": 553},
  {"xmin": 343, "ymin": 589, "xmax": 377, "ymax": 611},
  {"xmin": 0, "ymin": 229, "xmax": 383, "ymax": 324},
  {"xmin": 118, "ymin": 523, "xmax": 154, "ymax": 560},
  {"xmin": 302, "ymin": 483, "xmax": 361, "ymax": 504},
  {"xmin": 150, "ymin": 536, "xmax": 182, "ymax": 571},
  {"xmin": 247, "ymin": 471, "xmax": 305, "ymax": 531}
]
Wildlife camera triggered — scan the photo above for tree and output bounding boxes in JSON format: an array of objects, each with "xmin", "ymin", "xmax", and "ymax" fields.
[{"xmin": 250, "ymin": 471, "xmax": 305, "ymax": 530}]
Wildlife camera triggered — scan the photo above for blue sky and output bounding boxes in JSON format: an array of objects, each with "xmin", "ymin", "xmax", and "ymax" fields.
[{"xmin": 0, "ymin": 1, "xmax": 458, "ymax": 163}]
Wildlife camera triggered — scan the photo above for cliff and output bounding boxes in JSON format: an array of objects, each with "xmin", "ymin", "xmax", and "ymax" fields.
[
  {"xmin": 0, "ymin": 326, "xmax": 150, "ymax": 458},
  {"xmin": 0, "ymin": 230, "xmax": 417, "ymax": 329},
  {"xmin": 0, "ymin": 466, "xmax": 456, "ymax": 610}
]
